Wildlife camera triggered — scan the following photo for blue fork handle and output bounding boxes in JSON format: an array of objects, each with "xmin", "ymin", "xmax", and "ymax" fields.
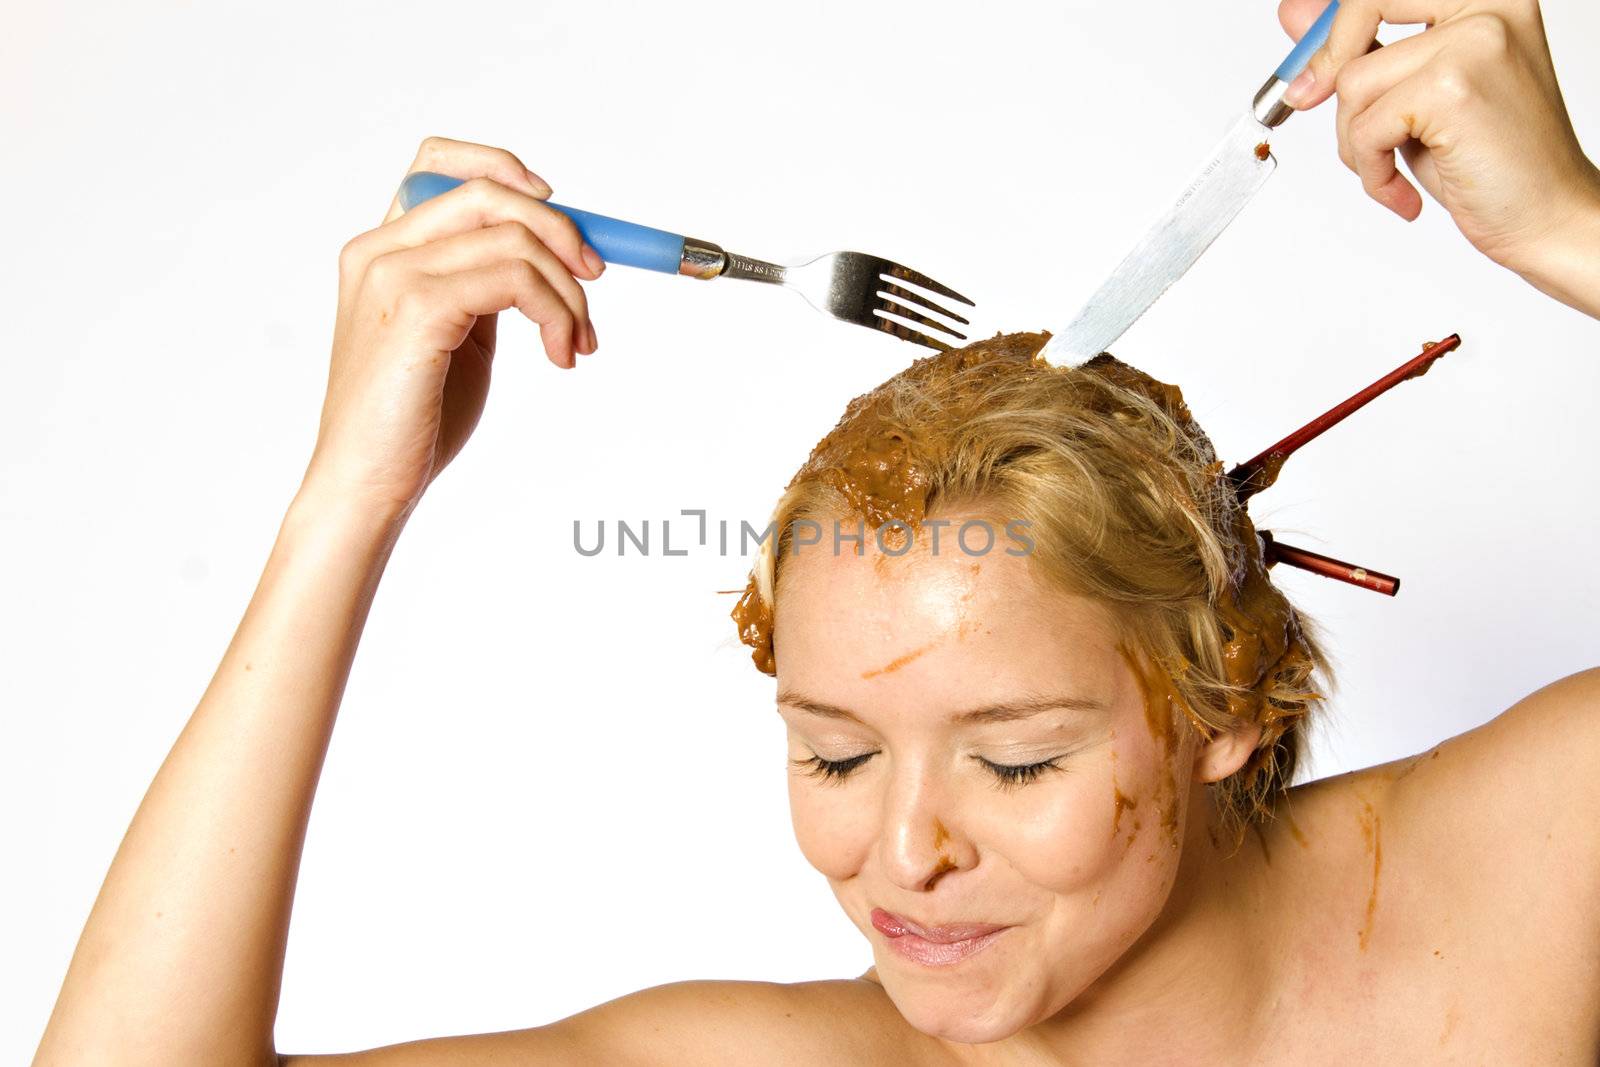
[
  {"xmin": 1254, "ymin": 0, "xmax": 1339, "ymax": 127},
  {"xmin": 397, "ymin": 170, "xmax": 693, "ymax": 275}
]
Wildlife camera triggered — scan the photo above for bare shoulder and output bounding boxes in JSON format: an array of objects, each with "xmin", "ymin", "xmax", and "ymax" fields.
[
  {"xmin": 1378, "ymin": 665, "xmax": 1600, "ymax": 891},
  {"xmin": 1256, "ymin": 666, "xmax": 1600, "ymax": 1057},
  {"xmin": 278, "ymin": 973, "xmax": 952, "ymax": 1067},
  {"xmin": 1271, "ymin": 665, "xmax": 1600, "ymax": 885}
]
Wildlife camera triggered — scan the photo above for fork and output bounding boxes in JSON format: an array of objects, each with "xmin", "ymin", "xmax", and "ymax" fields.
[{"xmin": 398, "ymin": 170, "xmax": 976, "ymax": 351}]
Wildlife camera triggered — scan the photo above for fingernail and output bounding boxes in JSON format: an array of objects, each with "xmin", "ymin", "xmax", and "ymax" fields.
[
  {"xmin": 1283, "ymin": 68, "xmax": 1317, "ymax": 108},
  {"xmin": 585, "ymin": 321, "xmax": 599, "ymax": 351},
  {"xmin": 581, "ymin": 244, "xmax": 605, "ymax": 277},
  {"xmin": 525, "ymin": 168, "xmax": 553, "ymax": 197}
]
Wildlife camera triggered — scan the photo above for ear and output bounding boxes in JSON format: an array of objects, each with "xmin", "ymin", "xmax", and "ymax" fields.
[{"xmin": 1191, "ymin": 718, "xmax": 1264, "ymax": 784}]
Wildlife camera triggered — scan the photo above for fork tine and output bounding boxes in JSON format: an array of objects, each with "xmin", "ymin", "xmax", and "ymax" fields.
[
  {"xmin": 880, "ymin": 262, "xmax": 976, "ymax": 307},
  {"xmin": 880, "ymin": 282, "xmax": 971, "ymax": 326},
  {"xmin": 877, "ymin": 297, "xmax": 968, "ymax": 342},
  {"xmin": 873, "ymin": 310, "xmax": 956, "ymax": 351}
]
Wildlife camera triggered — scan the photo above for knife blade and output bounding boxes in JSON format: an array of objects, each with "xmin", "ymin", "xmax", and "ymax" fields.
[{"xmin": 1040, "ymin": 0, "xmax": 1341, "ymax": 366}]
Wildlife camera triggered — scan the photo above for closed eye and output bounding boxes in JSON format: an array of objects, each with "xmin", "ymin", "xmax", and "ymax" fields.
[{"xmin": 790, "ymin": 752, "xmax": 1065, "ymax": 791}]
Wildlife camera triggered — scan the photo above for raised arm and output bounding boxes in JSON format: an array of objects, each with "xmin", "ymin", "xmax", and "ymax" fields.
[{"xmin": 31, "ymin": 136, "xmax": 601, "ymax": 1067}]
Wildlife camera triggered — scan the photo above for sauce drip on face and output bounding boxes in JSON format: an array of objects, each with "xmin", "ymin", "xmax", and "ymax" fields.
[
  {"xmin": 1109, "ymin": 730, "xmax": 1140, "ymax": 845},
  {"xmin": 1117, "ymin": 642, "xmax": 1185, "ymax": 851}
]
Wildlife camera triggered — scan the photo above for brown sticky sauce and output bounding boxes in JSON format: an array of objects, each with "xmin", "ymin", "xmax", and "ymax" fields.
[
  {"xmin": 1116, "ymin": 641, "xmax": 1184, "ymax": 851},
  {"xmin": 731, "ymin": 332, "xmax": 1058, "ymax": 676},
  {"xmin": 1392, "ymin": 745, "xmax": 1442, "ymax": 783},
  {"xmin": 1112, "ymin": 786, "xmax": 1139, "ymax": 837},
  {"xmin": 733, "ymin": 334, "xmax": 1313, "ymax": 725},
  {"xmin": 1251, "ymin": 822, "xmax": 1273, "ymax": 866},
  {"xmin": 1438, "ymin": 1002, "xmax": 1459, "ymax": 1047},
  {"xmin": 956, "ymin": 564, "xmax": 982, "ymax": 640},
  {"xmin": 731, "ymin": 330, "xmax": 1323, "ymax": 845},
  {"xmin": 1282, "ymin": 806, "xmax": 1310, "ymax": 849},
  {"xmin": 929, "ymin": 818, "xmax": 956, "ymax": 885},
  {"xmin": 861, "ymin": 640, "xmax": 937, "ymax": 679},
  {"xmin": 1108, "ymin": 730, "xmax": 1140, "ymax": 842},
  {"xmin": 1356, "ymin": 798, "xmax": 1382, "ymax": 951},
  {"xmin": 1254, "ymin": 451, "xmax": 1288, "ymax": 491},
  {"xmin": 1254, "ymin": 141, "xmax": 1271, "ymax": 161}
]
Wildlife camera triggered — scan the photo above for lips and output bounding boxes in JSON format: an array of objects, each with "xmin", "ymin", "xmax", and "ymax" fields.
[{"xmin": 870, "ymin": 907, "xmax": 1008, "ymax": 945}]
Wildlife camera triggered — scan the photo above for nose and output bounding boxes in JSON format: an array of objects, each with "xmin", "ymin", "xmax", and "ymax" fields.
[{"xmin": 878, "ymin": 762, "xmax": 974, "ymax": 892}]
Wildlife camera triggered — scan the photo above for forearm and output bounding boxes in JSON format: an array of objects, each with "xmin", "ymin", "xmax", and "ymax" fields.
[
  {"xmin": 1515, "ymin": 174, "xmax": 1600, "ymax": 321},
  {"xmin": 34, "ymin": 482, "xmax": 408, "ymax": 1066}
]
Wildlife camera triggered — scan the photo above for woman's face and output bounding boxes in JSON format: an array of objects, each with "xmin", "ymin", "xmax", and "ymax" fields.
[{"xmin": 771, "ymin": 511, "xmax": 1205, "ymax": 1044}]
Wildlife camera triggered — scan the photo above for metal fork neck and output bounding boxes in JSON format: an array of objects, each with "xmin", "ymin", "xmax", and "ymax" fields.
[
  {"xmin": 678, "ymin": 237, "xmax": 788, "ymax": 284},
  {"xmin": 720, "ymin": 250, "xmax": 789, "ymax": 285}
]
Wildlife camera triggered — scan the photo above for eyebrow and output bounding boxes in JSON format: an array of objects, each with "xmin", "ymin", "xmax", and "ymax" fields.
[{"xmin": 776, "ymin": 689, "xmax": 1108, "ymax": 726}]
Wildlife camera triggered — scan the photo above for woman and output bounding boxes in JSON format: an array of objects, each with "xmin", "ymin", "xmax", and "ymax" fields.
[{"xmin": 32, "ymin": 0, "xmax": 1600, "ymax": 1063}]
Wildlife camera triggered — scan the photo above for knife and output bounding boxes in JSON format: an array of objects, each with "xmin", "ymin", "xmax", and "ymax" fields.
[{"xmin": 1040, "ymin": 1, "xmax": 1340, "ymax": 366}]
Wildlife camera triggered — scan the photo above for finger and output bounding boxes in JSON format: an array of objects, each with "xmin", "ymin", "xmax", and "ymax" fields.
[
  {"xmin": 381, "ymin": 135, "xmax": 553, "ymax": 226},
  {"xmin": 1288, "ymin": 0, "xmax": 1467, "ymax": 109},
  {"xmin": 1397, "ymin": 137, "xmax": 1439, "ymax": 205},
  {"xmin": 380, "ymin": 221, "xmax": 595, "ymax": 354},
  {"xmin": 1331, "ymin": 17, "xmax": 1444, "ymax": 120},
  {"xmin": 1332, "ymin": 26, "xmax": 1444, "ymax": 170},
  {"xmin": 418, "ymin": 260, "xmax": 582, "ymax": 370},
  {"xmin": 1346, "ymin": 80, "xmax": 1430, "ymax": 219},
  {"xmin": 1337, "ymin": 17, "xmax": 1497, "ymax": 207},
  {"xmin": 352, "ymin": 175, "xmax": 603, "ymax": 288}
]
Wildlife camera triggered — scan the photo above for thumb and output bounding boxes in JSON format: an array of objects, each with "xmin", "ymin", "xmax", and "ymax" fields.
[
  {"xmin": 1279, "ymin": 2, "xmax": 1387, "ymax": 111},
  {"xmin": 1278, "ymin": 0, "xmax": 1326, "ymax": 40}
]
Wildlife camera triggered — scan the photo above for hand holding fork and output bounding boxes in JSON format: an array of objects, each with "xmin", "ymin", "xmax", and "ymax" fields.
[{"xmin": 398, "ymin": 167, "xmax": 976, "ymax": 352}]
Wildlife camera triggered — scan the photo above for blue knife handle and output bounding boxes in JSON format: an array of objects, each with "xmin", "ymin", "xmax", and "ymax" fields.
[
  {"xmin": 396, "ymin": 170, "xmax": 688, "ymax": 274},
  {"xmin": 1254, "ymin": 0, "xmax": 1339, "ymax": 126},
  {"xmin": 1275, "ymin": 0, "xmax": 1339, "ymax": 82}
]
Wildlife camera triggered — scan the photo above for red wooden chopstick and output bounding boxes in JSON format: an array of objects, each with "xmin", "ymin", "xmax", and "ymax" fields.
[
  {"xmin": 1259, "ymin": 531, "xmax": 1400, "ymax": 596},
  {"xmin": 1228, "ymin": 334, "xmax": 1461, "ymax": 502},
  {"xmin": 1229, "ymin": 332, "xmax": 1460, "ymax": 597}
]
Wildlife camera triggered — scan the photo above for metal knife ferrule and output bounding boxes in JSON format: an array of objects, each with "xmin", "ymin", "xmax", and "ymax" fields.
[{"xmin": 1252, "ymin": 74, "xmax": 1295, "ymax": 129}]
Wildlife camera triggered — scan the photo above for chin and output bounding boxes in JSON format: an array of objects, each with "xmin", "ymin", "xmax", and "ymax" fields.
[
  {"xmin": 873, "ymin": 946, "xmax": 1053, "ymax": 1046},
  {"xmin": 885, "ymin": 980, "xmax": 1037, "ymax": 1046}
]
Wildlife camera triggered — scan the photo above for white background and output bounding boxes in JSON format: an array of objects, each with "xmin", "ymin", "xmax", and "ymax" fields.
[{"xmin": 4, "ymin": 1, "xmax": 1597, "ymax": 1060}]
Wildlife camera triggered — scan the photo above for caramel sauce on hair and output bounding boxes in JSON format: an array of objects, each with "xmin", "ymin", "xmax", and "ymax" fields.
[
  {"xmin": 732, "ymin": 331, "xmax": 1323, "ymax": 828},
  {"xmin": 731, "ymin": 332, "xmax": 1056, "ymax": 672}
]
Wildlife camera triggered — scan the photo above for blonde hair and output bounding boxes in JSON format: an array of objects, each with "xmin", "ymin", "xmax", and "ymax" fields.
[{"xmin": 730, "ymin": 331, "xmax": 1334, "ymax": 840}]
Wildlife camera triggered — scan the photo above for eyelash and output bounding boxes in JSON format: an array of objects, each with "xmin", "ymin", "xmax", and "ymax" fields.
[{"xmin": 791, "ymin": 752, "xmax": 1064, "ymax": 791}]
